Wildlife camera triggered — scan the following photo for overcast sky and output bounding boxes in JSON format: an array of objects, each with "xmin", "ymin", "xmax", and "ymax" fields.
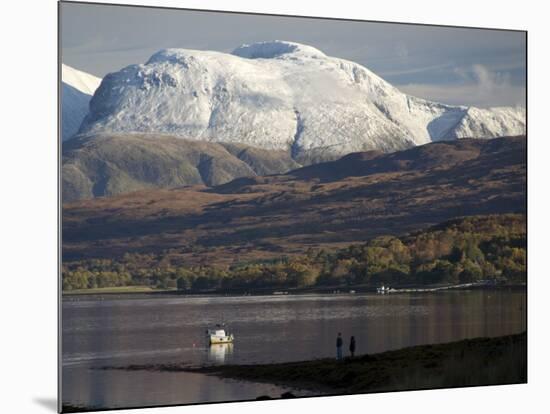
[{"xmin": 60, "ymin": 2, "xmax": 526, "ymax": 108}]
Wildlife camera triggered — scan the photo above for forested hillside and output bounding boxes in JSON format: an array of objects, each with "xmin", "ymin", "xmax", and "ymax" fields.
[{"xmin": 62, "ymin": 214, "xmax": 525, "ymax": 291}]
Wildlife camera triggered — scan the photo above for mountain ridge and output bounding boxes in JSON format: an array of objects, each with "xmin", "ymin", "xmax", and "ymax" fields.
[{"xmin": 74, "ymin": 41, "xmax": 525, "ymax": 162}]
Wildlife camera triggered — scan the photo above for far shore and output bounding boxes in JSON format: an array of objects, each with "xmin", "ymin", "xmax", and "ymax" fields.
[
  {"xmin": 62, "ymin": 282, "xmax": 526, "ymax": 298},
  {"xmin": 98, "ymin": 332, "xmax": 526, "ymax": 396},
  {"xmin": 62, "ymin": 286, "xmax": 177, "ymax": 295}
]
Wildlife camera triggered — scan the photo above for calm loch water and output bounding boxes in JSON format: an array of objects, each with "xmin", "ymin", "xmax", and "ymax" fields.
[{"xmin": 62, "ymin": 289, "xmax": 526, "ymax": 410}]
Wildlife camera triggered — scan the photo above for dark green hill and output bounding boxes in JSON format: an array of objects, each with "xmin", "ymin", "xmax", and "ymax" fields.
[{"xmin": 62, "ymin": 133, "xmax": 301, "ymax": 201}]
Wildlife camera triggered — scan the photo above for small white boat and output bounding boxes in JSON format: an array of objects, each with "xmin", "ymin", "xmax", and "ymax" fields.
[
  {"xmin": 206, "ymin": 325, "xmax": 234, "ymax": 345},
  {"xmin": 377, "ymin": 285, "xmax": 391, "ymax": 294}
]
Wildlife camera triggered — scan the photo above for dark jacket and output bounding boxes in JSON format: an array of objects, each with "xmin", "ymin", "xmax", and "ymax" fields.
[
  {"xmin": 349, "ymin": 337, "xmax": 356, "ymax": 352},
  {"xmin": 336, "ymin": 336, "xmax": 343, "ymax": 347}
]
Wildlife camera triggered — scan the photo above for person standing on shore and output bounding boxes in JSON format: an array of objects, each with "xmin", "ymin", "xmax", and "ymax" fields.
[
  {"xmin": 349, "ymin": 336, "xmax": 356, "ymax": 358},
  {"xmin": 336, "ymin": 332, "xmax": 343, "ymax": 360}
]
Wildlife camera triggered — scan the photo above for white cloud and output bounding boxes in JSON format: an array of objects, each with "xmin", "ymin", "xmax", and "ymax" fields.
[
  {"xmin": 397, "ymin": 64, "xmax": 525, "ymax": 107},
  {"xmin": 379, "ymin": 62, "xmax": 454, "ymax": 78}
]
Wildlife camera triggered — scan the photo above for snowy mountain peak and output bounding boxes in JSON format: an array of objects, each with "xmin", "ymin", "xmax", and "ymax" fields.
[
  {"xmin": 62, "ymin": 64, "xmax": 101, "ymax": 96},
  {"xmin": 232, "ymin": 40, "xmax": 326, "ymax": 59},
  {"xmin": 77, "ymin": 42, "xmax": 525, "ymax": 161},
  {"xmin": 61, "ymin": 64, "xmax": 102, "ymax": 141}
]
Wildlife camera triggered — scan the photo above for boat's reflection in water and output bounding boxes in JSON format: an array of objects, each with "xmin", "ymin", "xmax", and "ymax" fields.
[{"xmin": 208, "ymin": 343, "xmax": 234, "ymax": 364}]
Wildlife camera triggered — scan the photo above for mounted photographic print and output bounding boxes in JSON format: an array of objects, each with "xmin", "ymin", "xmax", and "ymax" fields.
[{"xmin": 59, "ymin": 1, "xmax": 527, "ymax": 412}]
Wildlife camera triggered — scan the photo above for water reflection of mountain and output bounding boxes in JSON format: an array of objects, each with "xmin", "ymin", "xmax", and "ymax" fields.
[{"xmin": 208, "ymin": 343, "xmax": 234, "ymax": 364}]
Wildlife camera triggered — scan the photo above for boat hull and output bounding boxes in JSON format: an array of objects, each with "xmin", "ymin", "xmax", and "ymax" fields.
[{"xmin": 209, "ymin": 335, "xmax": 234, "ymax": 344}]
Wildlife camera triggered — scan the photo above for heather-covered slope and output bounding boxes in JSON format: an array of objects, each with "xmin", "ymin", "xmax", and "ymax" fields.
[{"xmin": 62, "ymin": 136, "xmax": 526, "ymax": 264}]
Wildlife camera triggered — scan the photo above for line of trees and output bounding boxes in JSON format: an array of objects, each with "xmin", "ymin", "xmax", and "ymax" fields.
[{"xmin": 62, "ymin": 214, "xmax": 526, "ymax": 291}]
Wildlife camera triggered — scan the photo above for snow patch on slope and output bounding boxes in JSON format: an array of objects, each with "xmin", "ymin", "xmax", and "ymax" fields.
[
  {"xmin": 449, "ymin": 106, "xmax": 527, "ymax": 139},
  {"xmin": 232, "ymin": 40, "xmax": 326, "ymax": 59}
]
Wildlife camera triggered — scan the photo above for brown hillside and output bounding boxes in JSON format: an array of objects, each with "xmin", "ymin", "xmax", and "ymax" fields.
[{"xmin": 62, "ymin": 136, "xmax": 526, "ymax": 266}]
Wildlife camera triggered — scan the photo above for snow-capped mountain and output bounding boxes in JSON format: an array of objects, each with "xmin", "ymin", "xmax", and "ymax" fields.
[
  {"xmin": 61, "ymin": 64, "xmax": 101, "ymax": 141},
  {"xmin": 77, "ymin": 41, "xmax": 525, "ymax": 161}
]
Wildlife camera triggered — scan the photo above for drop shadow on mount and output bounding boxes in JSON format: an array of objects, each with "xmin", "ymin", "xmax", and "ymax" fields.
[{"xmin": 33, "ymin": 397, "xmax": 58, "ymax": 412}]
